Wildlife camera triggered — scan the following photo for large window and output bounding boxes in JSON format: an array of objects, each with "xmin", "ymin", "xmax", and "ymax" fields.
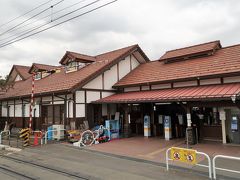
[{"xmin": 42, "ymin": 105, "xmax": 64, "ymax": 125}]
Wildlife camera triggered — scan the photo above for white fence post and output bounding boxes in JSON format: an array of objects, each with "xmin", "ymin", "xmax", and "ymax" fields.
[
  {"xmin": 166, "ymin": 147, "xmax": 212, "ymax": 179},
  {"xmin": 197, "ymin": 151, "xmax": 212, "ymax": 179},
  {"xmin": 0, "ymin": 130, "xmax": 10, "ymax": 144},
  {"xmin": 213, "ymin": 155, "xmax": 240, "ymax": 179}
]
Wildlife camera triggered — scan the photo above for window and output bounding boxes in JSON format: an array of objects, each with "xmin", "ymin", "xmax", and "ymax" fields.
[
  {"xmin": 34, "ymin": 72, "xmax": 41, "ymax": 80},
  {"xmin": 66, "ymin": 61, "xmax": 78, "ymax": 72},
  {"xmin": 65, "ymin": 61, "xmax": 88, "ymax": 73}
]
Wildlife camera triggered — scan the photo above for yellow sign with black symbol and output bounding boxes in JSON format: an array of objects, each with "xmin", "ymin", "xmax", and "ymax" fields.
[
  {"xmin": 170, "ymin": 147, "xmax": 196, "ymax": 165},
  {"xmin": 19, "ymin": 128, "xmax": 30, "ymax": 147}
]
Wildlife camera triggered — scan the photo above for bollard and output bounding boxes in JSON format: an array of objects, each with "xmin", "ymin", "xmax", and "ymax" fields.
[{"xmin": 19, "ymin": 128, "xmax": 30, "ymax": 147}]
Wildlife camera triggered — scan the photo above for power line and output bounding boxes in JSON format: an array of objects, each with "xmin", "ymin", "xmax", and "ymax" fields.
[
  {"xmin": 0, "ymin": 0, "xmax": 118, "ymax": 48},
  {"xmin": 0, "ymin": 0, "xmax": 89, "ymax": 42},
  {"xmin": 0, "ymin": 0, "xmax": 65, "ymax": 37},
  {"xmin": 0, "ymin": 0, "xmax": 53, "ymax": 29},
  {"xmin": 0, "ymin": 0, "xmax": 101, "ymax": 47}
]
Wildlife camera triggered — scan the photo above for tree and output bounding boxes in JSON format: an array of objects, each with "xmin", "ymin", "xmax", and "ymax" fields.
[{"xmin": 0, "ymin": 75, "xmax": 8, "ymax": 88}]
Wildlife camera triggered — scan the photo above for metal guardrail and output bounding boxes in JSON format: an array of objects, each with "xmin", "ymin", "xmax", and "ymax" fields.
[
  {"xmin": 0, "ymin": 130, "xmax": 10, "ymax": 145},
  {"xmin": 213, "ymin": 155, "xmax": 240, "ymax": 179},
  {"xmin": 44, "ymin": 129, "xmax": 66, "ymax": 144},
  {"xmin": 166, "ymin": 147, "xmax": 212, "ymax": 179}
]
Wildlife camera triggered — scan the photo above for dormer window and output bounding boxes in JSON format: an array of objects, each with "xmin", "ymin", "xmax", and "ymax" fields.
[
  {"xmin": 60, "ymin": 51, "xmax": 96, "ymax": 73},
  {"xmin": 66, "ymin": 61, "xmax": 78, "ymax": 73},
  {"xmin": 34, "ymin": 72, "xmax": 42, "ymax": 80}
]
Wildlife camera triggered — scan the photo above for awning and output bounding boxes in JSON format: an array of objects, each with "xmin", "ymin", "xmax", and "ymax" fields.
[{"xmin": 95, "ymin": 83, "xmax": 240, "ymax": 103}]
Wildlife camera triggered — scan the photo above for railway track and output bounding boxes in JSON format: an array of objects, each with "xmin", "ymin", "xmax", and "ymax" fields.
[
  {"xmin": 0, "ymin": 165, "xmax": 35, "ymax": 180},
  {"xmin": 0, "ymin": 155, "xmax": 91, "ymax": 180}
]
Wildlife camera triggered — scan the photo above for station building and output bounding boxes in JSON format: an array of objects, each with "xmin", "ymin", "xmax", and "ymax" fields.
[
  {"xmin": 1, "ymin": 40, "xmax": 240, "ymax": 145},
  {"xmin": 0, "ymin": 45, "xmax": 149, "ymax": 131}
]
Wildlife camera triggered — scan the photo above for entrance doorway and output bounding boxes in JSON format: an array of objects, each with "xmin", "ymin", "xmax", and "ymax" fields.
[{"xmin": 127, "ymin": 103, "xmax": 187, "ymax": 139}]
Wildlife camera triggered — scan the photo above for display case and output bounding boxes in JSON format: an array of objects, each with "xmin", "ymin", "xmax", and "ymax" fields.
[{"xmin": 105, "ymin": 120, "xmax": 119, "ymax": 140}]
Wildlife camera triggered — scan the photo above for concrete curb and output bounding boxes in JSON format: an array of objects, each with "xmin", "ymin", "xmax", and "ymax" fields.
[{"xmin": 0, "ymin": 144, "xmax": 6, "ymax": 150}]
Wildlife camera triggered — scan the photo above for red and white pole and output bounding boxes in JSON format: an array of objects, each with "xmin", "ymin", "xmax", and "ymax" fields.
[{"xmin": 29, "ymin": 73, "xmax": 35, "ymax": 130}]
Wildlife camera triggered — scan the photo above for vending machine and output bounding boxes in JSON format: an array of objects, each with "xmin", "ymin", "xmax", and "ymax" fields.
[
  {"xmin": 164, "ymin": 116, "xmax": 172, "ymax": 140},
  {"xmin": 144, "ymin": 115, "xmax": 151, "ymax": 137},
  {"xmin": 231, "ymin": 115, "xmax": 240, "ymax": 144},
  {"xmin": 105, "ymin": 120, "xmax": 120, "ymax": 139}
]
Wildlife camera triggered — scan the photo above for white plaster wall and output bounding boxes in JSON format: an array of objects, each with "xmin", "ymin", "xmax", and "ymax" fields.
[
  {"xmin": 9, "ymin": 105, "xmax": 14, "ymax": 117},
  {"xmin": 223, "ymin": 76, "xmax": 240, "ymax": 83},
  {"xmin": 200, "ymin": 78, "xmax": 221, "ymax": 85},
  {"xmin": 76, "ymin": 91, "xmax": 85, "ymax": 103},
  {"xmin": 119, "ymin": 56, "xmax": 131, "ymax": 79},
  {"xmin": 68, "ymin": 101, "xmax": 73, "ymax": 118},
  {"xmin": 1, "ymin": 102, "xmax": 7, "ymax": 117},
  {"xmin": 76, "ymin": 104, "xmax": 85, "ymax": 117},
  {"xmin": 24, "ymin": 103, "xmax": 30, "ymax": 117},
  {"xmin": 173, "ymin": 81, "xmax": 197, "ymax": 88},
  {"xmin": 102, "ymin": 92, "xmax": 115, "ymax": 98},
  {"xmin": 152, "ymin": 83, "xmax": 171, "ymax": 90},
  {"xmin": 124, "ymin": 86, "xmax": 140, "ymax": 92},
  {"xmin": 15, "ymin": 104, "xmax": 22, "ymax": 117},
  {"xmin": 86, "ymin": 91, "xmax": 100, "ymax": 103},
  {"xmin": 131, "ymin": 55, "xmax": 140, "ymax": 70},
  {"xmin": 104, "ymin": 65, "xmax": 118, "ymax": 90},
  {"xmin": 2, "ymin": 107, "xmax": 7, "ymax": 117},
  {"xmin": 83, "ymin": 75, "xmax": 103, "ymax": 89},
  {"xmin": 65, "ymin": 94, "xmax": 73, "ymax": 118}
]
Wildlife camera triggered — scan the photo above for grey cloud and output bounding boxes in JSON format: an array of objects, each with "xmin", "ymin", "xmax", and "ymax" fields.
[{"xmin": 1, "ymin": 0, "xmax": 240, "ymax": 76}]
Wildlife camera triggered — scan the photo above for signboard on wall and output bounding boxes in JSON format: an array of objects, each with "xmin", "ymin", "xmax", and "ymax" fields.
[
  {"xmin": 164, "ymin": 116, "xmax": 172, "ymax": 140},
  {"xmin": 231, "ymin": 116, "xmax": 238, "ymax": 131}
]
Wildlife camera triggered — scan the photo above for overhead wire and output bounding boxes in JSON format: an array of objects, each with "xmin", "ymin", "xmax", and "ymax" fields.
[
  {"xmin": 0, "ymin": 0, "xmax": 53, "ymax": 29},
  {"xmin": 0, "ymin": 0, "xmax": 65, "ymax": 37},
  {"xmin": 0, "ymin": 0, "xmax": 89, "ymax": 42},
  {"xmin": 0, "ymin": 0, "xmax": 118, "ymax": 48},
  {"xmin": 0, "ymin": 0, "xmax": 102, "ymax": 47}
]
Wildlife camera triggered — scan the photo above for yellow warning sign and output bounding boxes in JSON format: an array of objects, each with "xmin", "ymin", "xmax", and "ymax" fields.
[{"xmin": 170, "ymin": 147, "xmax": 196, "ymax": 165}]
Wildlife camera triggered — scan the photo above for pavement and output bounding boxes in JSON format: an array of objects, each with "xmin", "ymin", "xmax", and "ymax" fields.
[
  {"xmin": 87, "ymin": 136, "xmax": 240, "ymax": 179},
  {"xmin": 0, "ymin": 143, "xmax": 208, "ymax": 180},
  {"xmin": 1, "ymin": 137, "xmax": 240, "ymax": 179}
]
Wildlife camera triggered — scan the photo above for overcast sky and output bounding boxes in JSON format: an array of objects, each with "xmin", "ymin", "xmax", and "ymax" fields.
[{"xmin": 0, "ymin": 0, "xmax": 240, "ymax": 76}]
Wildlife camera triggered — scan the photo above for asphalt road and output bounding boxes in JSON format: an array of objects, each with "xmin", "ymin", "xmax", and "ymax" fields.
[{"xmin": 0, "ymin": 143, "xmax": 209, "ymax": 180}]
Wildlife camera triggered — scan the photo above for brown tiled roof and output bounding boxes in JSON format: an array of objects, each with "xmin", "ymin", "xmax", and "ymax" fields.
[
  {"xmin": 0, "ymin": 44, "xmax": 144, "ymax": 100},
  {"xmin": 14, "ymin": 65, "xmax": 31, "ymax": 80},
  {"xmin": 96, "ymin": 83, "xmax": 240, "ymax": 103},
  {"xmin": 159, "ymin": 40, "xmax": 221, "ymax": 61},
  {"xmin": 60, "ymin": 51, "xmax": 96, "ymax": 65},
  {"xmin": 29, "ymin": 63, "xmax": 59, "ymax": 73},
  {"xmin": 114, "ymin": 43, "xmax": 240, "ymax": 87}
]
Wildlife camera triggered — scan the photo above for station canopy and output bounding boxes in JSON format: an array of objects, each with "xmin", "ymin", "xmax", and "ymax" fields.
[{"xmin": 95, "ymin": 83, "xmax": 240, "ymax": 104}]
